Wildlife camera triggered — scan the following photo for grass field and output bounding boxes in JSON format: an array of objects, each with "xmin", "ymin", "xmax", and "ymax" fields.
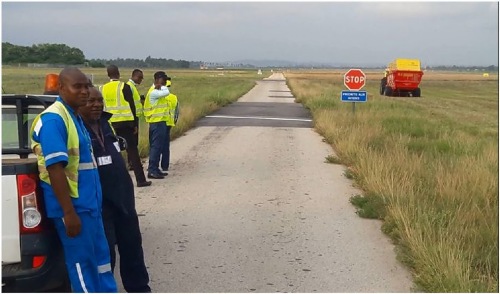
[
  {"xmin": 285, "ymin": 70, "xmax": 499, "ymax": 292},
  {"xmin": 2, "ymin": 67, "xmax": 498, "ymax": 292},
  {"xmin": 2, "ymin": 67, "xmax": 266, "ymax": 156}
]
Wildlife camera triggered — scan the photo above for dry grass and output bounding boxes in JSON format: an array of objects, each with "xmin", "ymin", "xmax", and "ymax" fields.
[
  {"xmin": 2, "ymin": 67, "xmax": 264, "ymax": 158},
  {"xmin": 286, "ymin": 70, "xmax": 499, "ymax": 292}
]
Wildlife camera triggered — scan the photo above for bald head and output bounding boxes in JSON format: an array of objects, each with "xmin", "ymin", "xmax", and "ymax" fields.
[
  {"xmin": 59, "ymin": 67, "xmax": 85, "ymax": 86},
  {"xmin": 107, "ymin": 65, "xmax": 120, "ymax": 79},
  {"xmin": 58, "ymin": 67, "xmax": 90, "ymax": 111}
]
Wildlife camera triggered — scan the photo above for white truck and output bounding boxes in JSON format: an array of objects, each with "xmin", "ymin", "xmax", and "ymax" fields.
[{"xmin": 2, "ymin": 94, "xmax": 70, "ymax": 292}]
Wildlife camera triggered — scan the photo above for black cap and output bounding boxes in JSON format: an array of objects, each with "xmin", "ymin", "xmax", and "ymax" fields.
[{"xmin": 154, "ymin": 71, "xmax": 168, "ymax": 80}]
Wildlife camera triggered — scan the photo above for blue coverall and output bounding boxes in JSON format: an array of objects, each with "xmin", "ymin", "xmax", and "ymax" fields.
[{"xmin": 32, "ymin": 97, "xmax": 117, "ymax": 293}]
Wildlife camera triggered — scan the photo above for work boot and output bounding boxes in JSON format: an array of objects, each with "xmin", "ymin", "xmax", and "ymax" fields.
[{"xmin": 137, "ymin": 181, "xmax": 152, "ymax": 187}]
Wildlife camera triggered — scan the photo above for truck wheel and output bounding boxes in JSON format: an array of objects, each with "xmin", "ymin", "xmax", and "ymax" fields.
[
  {"xmin": 413, "ymin": 88, "xmax": 421, "ymax": 97},
  {"xmin": 384, "ymin": 86, "xmax": 393, "ymax": 96},
  {"xmin": 380, "ymin": 78, "xmax": 387, "ymax": 95}
]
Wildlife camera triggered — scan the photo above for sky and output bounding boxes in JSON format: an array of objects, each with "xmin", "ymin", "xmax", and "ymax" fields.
[{"xmin": 1, "ymin": 1, "xmax": 499, "ymax": 67}]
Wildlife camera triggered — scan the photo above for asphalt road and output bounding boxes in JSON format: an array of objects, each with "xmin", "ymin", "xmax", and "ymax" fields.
[{"xmin": 116, "ymin": 73, "xmax": 413, "ymax": 292}]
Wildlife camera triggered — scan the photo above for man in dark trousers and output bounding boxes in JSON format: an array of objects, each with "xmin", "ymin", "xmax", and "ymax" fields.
[
  {"xmin": 79, "ymin": 86, "xmax": 151, "ymax": 293},
  {"xmin": 126, "ymin": 69, "xmax": 145, "ymax": 171},
  {"xmin": 100, "ymin": 65, "xmax": 151, "ymax": 187},
  {"xmin": 160, "ymin": 77, "xmax": 180, "ymax": 174},
  {"xmin": 143, "ymin": 71, "xmax": 170, "ymax": 179}
]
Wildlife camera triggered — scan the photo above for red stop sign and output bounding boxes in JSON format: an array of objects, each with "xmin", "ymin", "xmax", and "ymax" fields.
[{"xmin": 344, "ymin": 69, "xmax": 366, "ymax": 91}]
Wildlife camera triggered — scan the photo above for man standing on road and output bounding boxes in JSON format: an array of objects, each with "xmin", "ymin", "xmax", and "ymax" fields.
[
  {"xmin": 126, "ymin": 69, "xmax": 145, "ymax": 171},
  {"xmin": 79, "ymin": 86, "xmax": 152, "ymax": 293},
  {"xmin": 160, "ymin": 76, "xmax": 180, "ymax": 175},
  {"xmin": 30, "ymin": 67, "xmax": 117, "ymax": 292},
  {"xmin": 143, "ymin": 71, "xmax": 170, "ymax": 179},
  {"xmin": 100, "ymin": 65, "xmax": 151, "ymax": 187}
]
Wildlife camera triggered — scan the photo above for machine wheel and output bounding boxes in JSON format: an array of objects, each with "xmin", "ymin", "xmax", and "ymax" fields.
[
  {"xmin": 412, "ymin": 88, "xmax": 421, "ymax": 97},
  {"xmin": 384, "ymin": 86, "xmax": 393, "ymax": 96},
  {"xmin": 380, "ymin": 78, "xmax": 387, "ymax": 95}
]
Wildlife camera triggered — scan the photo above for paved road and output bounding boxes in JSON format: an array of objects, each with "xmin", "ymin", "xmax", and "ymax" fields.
[{"xmin": 117, "ymin": 73, "xmax": 413, "ymax": 292}]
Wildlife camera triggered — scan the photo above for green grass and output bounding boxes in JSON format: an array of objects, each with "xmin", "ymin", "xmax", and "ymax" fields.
[
  {"xmin": 286, "ymin": 70, "xmax": 499, "ymax": 292},
  {"xmin": 324, "ymin": 154, "xmax": 342, "ymax": 164},
  {"xmin": 4, "ymin": 67, "xmax": 498, "ymax": 292},
  {"xmin": 2, "ymin": 67, "xmax": 267, "ymax": 157}
]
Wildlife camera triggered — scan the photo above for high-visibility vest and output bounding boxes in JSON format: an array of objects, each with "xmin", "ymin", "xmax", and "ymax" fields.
[
  {"xmin": 143, "ymin": 85, "xmax": 170, "ymax": 123},
  {"xmin": 126, "ymin": 80, "xmax": 144, "ymax": 118},
  {"xmin": 165, "ymin": 93, "xmax": 179, "ymax": 126},
  {"xmin": 100, "ymin": 81, "xmax": 134, "ymax": 123},
  {"xmin": 30, "ymin": 101, "xmax": 97, "ymax": 198}
]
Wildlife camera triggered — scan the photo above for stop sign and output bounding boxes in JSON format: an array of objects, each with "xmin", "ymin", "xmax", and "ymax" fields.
[{"xmin": 344, "ymin": 69, "xmax": 366, "ymax": 91}]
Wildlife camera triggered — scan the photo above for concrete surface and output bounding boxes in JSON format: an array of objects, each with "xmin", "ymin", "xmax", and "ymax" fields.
[{"xmin": 115, "ymin": 73, "xmax": 413, "ymax": 292}]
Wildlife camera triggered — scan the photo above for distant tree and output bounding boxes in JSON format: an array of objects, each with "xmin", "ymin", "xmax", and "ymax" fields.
[
  {"xmin": 90, "ymin": 55, "xmax": 192, "ymax": 69},
  {"xmin": 2, "ymin": 42, "xmax": 85, "ymax": 64},
  {"xmin": 486, "ymin": 65, "xmax": 497, "ymax": 72},
  {"xmin": 88, "ymin": 60, "xmax": 106, "ymax": 68}
]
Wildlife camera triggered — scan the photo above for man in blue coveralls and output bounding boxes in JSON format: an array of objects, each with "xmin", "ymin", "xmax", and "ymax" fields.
[
  {"xmin": 30, "ymin": 67, "xmax": 117, "ymax": 293},
  {"xmin": 79, "ymin": 86, "xmax": 151, "ymax": 292}
]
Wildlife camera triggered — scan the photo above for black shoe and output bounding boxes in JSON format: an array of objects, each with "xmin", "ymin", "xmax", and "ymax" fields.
[
  {"xmin": 160, "ymin": 171, "xmax": 169, "ymax": 176},
  {"xmin": 148, "ymin": 173, "xmax": 165, "ymax": 179},
  {"xmin": 137, "ymin": 181, "xmax": 152, "ymax": 187}
]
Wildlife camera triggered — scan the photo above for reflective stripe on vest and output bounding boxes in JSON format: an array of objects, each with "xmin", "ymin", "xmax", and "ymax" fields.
[
  {"xmin": 127, "ymin": 81, "xmax": 144, "ymax": 117},
  {"xmin": 142, "ymin": 86, "xmax": 154, "ymax": 117},
  {"xmin": 101, "ymin": 81, "xmax": 134, "ymax": 123},
  {"xmin": 30, "ymin": 101, "xmax": 97, "ymax": 198},
  {"xmin": 144, "ymin": 85, "xmax": 170, "ymax": 123}
]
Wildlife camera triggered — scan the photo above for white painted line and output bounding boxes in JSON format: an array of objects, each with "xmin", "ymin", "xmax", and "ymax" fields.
[{"xmin": 205, "ymin": 115, "xmax": 312, "ymax": 122}]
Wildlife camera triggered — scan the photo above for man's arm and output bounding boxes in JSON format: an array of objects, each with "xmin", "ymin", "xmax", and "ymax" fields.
[
  {"xmin": 122, "ymin": 83, "xmax": 138, "ymax": 128},
  {"xmin": 149, "ymin": 86, "xmax": 170, "ymax": 105},
  {"xmin": 35, "ymin": 115, "xmax": 81, "ymax": 237},
  {"xmin": 46, "ymin": 163, "xmax": 81, "ymax": 237}
]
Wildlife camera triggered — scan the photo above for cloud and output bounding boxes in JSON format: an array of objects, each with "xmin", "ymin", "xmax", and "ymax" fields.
[{"xmin": 2, "ymin": 2, "xmax": 498, "ymax": 66}]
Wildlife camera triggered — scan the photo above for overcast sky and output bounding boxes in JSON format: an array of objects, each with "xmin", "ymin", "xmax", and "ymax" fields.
[{"xmin": 2, "ymin": 1, "xmax": 499, "ymax": 66}]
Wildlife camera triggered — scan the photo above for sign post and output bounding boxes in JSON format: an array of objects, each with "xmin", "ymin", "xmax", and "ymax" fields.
[{"xmin": 341, "ymin": 69, "xmax": 367, "ymax": 114}]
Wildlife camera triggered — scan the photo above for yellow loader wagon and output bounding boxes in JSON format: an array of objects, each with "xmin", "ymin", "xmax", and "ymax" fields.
[{"xmin": 380, "ymin": 58, "xmax": 424, "ymax": 97}]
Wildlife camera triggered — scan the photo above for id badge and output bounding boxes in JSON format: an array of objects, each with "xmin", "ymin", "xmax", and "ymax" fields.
[{"xmin": 97, "ymin": 155, "xmax": 113, "ymax": 166}]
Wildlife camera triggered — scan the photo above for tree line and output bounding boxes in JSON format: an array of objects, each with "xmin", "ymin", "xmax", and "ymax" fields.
[
  {"xmin": 88, "ymin": 56, "xmax": 200, "ymax": 69},
  {"xmin": 2, "ymin": 42, "xmax": 498, "ymax": 71},
  {"xmin": 2, "ymin": 42, "xmax": 198, "ymax": 69},
  {"xmin": 3, "ymin": 42, "xmax": 86, "ymax": 65}
]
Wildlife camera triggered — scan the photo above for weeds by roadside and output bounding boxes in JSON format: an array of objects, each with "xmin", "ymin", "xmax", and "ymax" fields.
[{"xmin": 286, "ymin": 70, "xmax": 499, "ymax": 292}]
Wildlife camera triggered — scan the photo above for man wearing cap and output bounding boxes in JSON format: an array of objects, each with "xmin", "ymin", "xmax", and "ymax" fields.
[
  {"xmin": 159, "ymin": 76, "xmax": 179, "ymax": 175},
  {"xmin": 143, "ymin": 71, "xmax": 170, "ymax": 179}
]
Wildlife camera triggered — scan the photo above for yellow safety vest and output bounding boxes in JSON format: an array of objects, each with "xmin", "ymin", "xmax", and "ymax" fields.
[
  {"xmin": 165, "ymin": 93, "xmax": 179, "ymax": 126},
  {"xmin": 30, "ymin": 101, "xmax": 96, "ymax": 198},
  {"xmin": 143, "ymin": 85, "xmax": 170, "ymax": 123},
  {"xmin": 126, "ymin": 80, "xmax": 144, "ymax": 118},
  {"xmin": 100, "ymin": 81, "xmax": 134, "ymax": 123}
]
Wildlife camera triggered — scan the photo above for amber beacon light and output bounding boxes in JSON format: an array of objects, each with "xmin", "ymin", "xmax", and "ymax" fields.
[{"xmin": 43, "ymin": 73, "xmax": 59, "ymax": 95}]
